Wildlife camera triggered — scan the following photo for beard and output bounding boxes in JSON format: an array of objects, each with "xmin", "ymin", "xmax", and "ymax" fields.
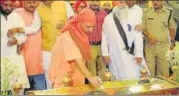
[
  {"xmin": 114, "ymin": 6, "xmax": 128, "ymax": 21},
  {"xmin": 0, "ymin": 7, "xmax": 13, "ymax": 16}
]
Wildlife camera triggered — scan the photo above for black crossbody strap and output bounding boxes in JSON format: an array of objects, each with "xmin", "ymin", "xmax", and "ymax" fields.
[
  {"xmin": 113, "ymin": 14, "xmax": 129, "ymax": 50},
  {"xmin": 113, "ymin": 14, "xmax": 135, "ymax": 55},
  {"xmin": 168, "ymin": 9, "xmax": 172, "ymax": 29}
]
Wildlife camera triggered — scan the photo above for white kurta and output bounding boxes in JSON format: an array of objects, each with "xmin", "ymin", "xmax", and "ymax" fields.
[
  {"xmin": 101, "ymin": 5, "xmax": 149, "ymax": 80},
  {"xmin": 1, "ymin": 13, "xmax": 30, "ymax": 90}
]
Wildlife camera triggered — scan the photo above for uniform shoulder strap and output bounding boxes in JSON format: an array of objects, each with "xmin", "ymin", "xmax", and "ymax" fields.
[{"xmin": 168, "ymin": 9, "xmax": 172, "ymax": 29}]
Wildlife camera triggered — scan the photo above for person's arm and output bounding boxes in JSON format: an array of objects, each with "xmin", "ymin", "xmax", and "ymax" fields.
[
  {"xmin": 134, "ymin": 30, "xmax": 144, "ymax": 64},
  {"xmin": 169, "ymin": 14, "xmax": 176, "ymax": 50},
  {"xmin": 101, "ymin": 17, "xmax": 110, "ymax": 65},
  {"xmin": 141, "ymin": 12, "xmax": 158, "ymax": 45},
  {"xmin": 24, "ymin": 10, "xmax": 42, "ymax": 35},
  {"xmin": 63, "ymin": 32, "xmax": 101, "ymax": 86},
  {"xmin": 75, "ymin": 59, "xmax": 92, "ymax": 78},
  {"xmin": 169, "ymin": 14, "xmax": 176, "ymax": 41},
  {"xmin": 134, "ymin": 8, "xmax": 146, "ymax": 32},
  {"xmin": 66, "ymin": 1, "xmax": 74, "ymax": 19},
  {"xmin": 7, "ymin": 12, "xmax": 27, "ymax": 45},
  {"xmin": 141, "ymin": 13, "xmax": 148, "ymax": 36},
  {"xmin": 134, "ymin": 8, "xmax": 144, "ymax": 58},
  {"xmin": 74, "ymin": 59, "xmax": 101, "ymax": 86},
  {"xmin": 101, "ymin": 18, "xmax": 109, "ymax": 56},
  {"xmin": 134, "ymin": 31, "xmax": 143, "ymax": 57}
]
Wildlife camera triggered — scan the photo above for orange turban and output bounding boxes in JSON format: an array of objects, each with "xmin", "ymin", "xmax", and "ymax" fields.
[{"xmin": 74, "ymin": 0, "xmax": 87, "ymax": 12}]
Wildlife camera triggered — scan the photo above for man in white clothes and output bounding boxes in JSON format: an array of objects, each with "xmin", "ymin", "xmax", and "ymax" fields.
[
  {"xmin": 1, "ymin": 0, "xmax": 30, "ymax": 93},
  {"xmin": 19, "ymin": 1, "xmax": 74, "ymax": 89},
  {"xmin": 101, "ymin": 0, "xmax": 149, "ymax": 80}
]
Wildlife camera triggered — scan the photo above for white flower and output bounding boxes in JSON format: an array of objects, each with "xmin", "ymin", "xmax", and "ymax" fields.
[
  {"xmin": 1, "ymin": 57, "xmax": 20, "ymax": 93},
  {"xmin": 166, "ymin": 42, "xmax": 179, "ymax": 83}
]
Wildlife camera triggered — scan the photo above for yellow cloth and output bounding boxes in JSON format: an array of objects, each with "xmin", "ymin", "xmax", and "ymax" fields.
[
  {"xmin": 100, "ymin": 1, "xmax": 112, "ymax": 9},
  {"xmin": 37, "ymin": 1, "xmax": 67, "ymax": 51},
  {"xmin": 148, "ymin": 1, "xmax": 153, "ymax": 8}
]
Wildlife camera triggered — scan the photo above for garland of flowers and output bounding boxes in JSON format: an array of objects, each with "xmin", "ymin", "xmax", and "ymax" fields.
[
  {"xmin": 166, "ymin": 42, "xmax": 179, "ymax": 83},
  {"xmin": 1, "ymin": 57, "xmax": 20, "ymax": 95}
]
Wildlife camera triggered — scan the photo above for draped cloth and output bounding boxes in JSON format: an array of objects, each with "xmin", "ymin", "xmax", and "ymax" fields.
[
  {"xmin": 48, "ymin": 8, "xmax": 96, "ymax": 88},
  {"xmin": 61, "ymin": 7, "xmax": 96, "ymax": 61},
  {"xmin": 101, "ymin": 6, "xmax": 150, "ymax": 80}
]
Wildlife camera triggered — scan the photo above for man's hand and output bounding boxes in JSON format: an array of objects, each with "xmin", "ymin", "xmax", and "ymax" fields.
[
  {"xmin": 17, "ymin": 45, "xmax": 23, "ymax": 55},
  {"xmin": 7, "ymin": 27, "xmax": 25, "ymax": 37},
  {"xmin": 135, "ymin": 24, "xmax": 145, "ymax": 32},
  {"xmin": 87, "ymin": 76, "xmax": 102, "ymax": 87},
  {"xmin": 147, "ymin": 34, "xmax": 158, "ymax": 45},
  {"xmin": 103, "ymin": 56, "xmax": 110, "ymax": 65},
  {"xmin": 56, "ymin": 20, "xmax": 65, "ymax": 29},
  {"xmin": 135, "ymin": 57, "xmax": 142, "ymax": 65},
  {"xmin": 170, "ymin": 42, "xmax": 175, "ymax": 50},
  {"xmin": 7, "ymin": 38, "xmax": 17, "ymax": 46},
  {"xmin": 7, "ymin": 30, "xmax": 13, "ymax": 38}
]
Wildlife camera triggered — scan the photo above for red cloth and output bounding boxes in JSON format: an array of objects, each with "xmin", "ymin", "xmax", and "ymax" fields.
[
  {"xmin": 0, "ymin": 0, "xmax": 15, "ymax": 4},
  {"xmin": 14, "ymin": 0, "xmax": 23, "ymax": 8},
  {"xmin": 0, "ymin": 0, "xmax": 23, "ymax": 8},
  {"xmin": 74, "ymin": 0, "xmax": 87, "ymax": 12},
  {"xmin": 88, "ymin": 10, "xmax": 107, "ymax": 43},
  {"xmin": 61, "ymin": 8, "xmax": 96, "ymax": 61}
]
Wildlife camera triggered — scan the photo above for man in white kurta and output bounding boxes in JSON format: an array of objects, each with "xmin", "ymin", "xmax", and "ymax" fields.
[
  {"xmin": 18, "ymin": 1, "xmax": 74, "ymax": 89},
  {"xmin": 101, "ymin": 1, "xmax": 149, "ymax": 80},
  {"xmin": 1, "ymin": 0, "xmax": 29, "ymax": 92}
]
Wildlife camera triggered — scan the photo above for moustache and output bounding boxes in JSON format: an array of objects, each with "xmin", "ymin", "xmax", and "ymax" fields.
[
  {"xmin": 4, "ymin": 9, "xmax": 11, "ymax": 12},
  {"xmin": 153, "ymin": 3, "xmax": 158, "ymax": 6},
  {"xmin": 29, "ymin": 6, "xmax": 35, "ymax": 9},
  {"xmin": 104, "ymin": 8, "xmax": 110, "ymax": 11},
  {"xmin": 0, "ymin": 9, "xmax": 12, "ymax": 15}
]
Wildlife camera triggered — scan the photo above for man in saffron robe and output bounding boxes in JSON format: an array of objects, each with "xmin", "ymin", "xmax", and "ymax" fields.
[{"xmin": 48, "ymin": 8, "xmax": 101, "ymax": 88}]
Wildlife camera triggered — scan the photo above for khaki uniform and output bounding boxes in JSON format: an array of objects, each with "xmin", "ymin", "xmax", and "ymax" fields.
[
  {"xmin": 143, "ymin": 7, "xmax": 176, "ymax": 77},
  {"xmin": 87, "ymin": 45, "xmax": 106, "ymax": 81}
]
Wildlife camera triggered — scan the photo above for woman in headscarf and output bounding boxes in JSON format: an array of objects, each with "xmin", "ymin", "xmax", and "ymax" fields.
[
  {"xmin": 48, "ymin": 8, "xmax": 101, "ymax": 88},
  {"xmin": 74, "ymin": 0, "xmax": 87, "ymax": 14}
]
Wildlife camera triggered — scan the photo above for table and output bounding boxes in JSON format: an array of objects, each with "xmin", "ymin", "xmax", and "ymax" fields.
[{"xmin": 27, "ymin": 77, "xmax": 179, "ymax": 95}]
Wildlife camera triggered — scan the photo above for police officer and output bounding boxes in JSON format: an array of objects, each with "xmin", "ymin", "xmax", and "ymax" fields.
[{"xmin": 137, "ymin": 1, "xmax": 176, "ymax": 77}]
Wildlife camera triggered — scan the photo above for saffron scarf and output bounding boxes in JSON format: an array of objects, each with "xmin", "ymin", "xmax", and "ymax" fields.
[{"xmin": 61, "ymin": 8, "xmax": 96, "ymax": 61}]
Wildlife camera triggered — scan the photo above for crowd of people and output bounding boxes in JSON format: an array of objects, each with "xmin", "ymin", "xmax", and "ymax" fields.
[{"xmin": 1, "ymin": 0, "xmax": 179, "ymax": 95}]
